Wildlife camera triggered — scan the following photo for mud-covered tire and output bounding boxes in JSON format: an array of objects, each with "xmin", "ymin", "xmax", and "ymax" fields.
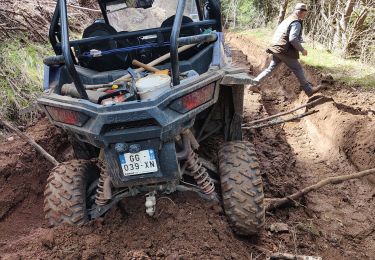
[
  {"xmin": 44, "ymin": 160, "xmax": 99, "ymax": 226},
  {"xmin": 218, "ymin": 141, "xmax": 265, "ymax": 235}
]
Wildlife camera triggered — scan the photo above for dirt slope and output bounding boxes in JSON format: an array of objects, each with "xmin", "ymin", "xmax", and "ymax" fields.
[
  {"xmin": 229, "ymin": 33, "xmax": 375, "ymax": 259},
  {"xmin": 0, "ymin": 37, "xmax": 375, "ymax": 259}
]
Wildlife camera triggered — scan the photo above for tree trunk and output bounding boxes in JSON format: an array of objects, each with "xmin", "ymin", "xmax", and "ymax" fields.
[
  {"xmin": 339, "ymin": 0, "xmax": 356, "ymax": 50},
  {"xmin": 339, "ymin": 0, "xmax": 356, "ymax": 32},
  {"xmin": 344, "ymin": 7, "xmax": 369, "ymax": 56},
  {"xmin": 333, "ymin": 17, "xmax": 342, "ymax": 50},
  {"xmin": 234, "ymin": 0, "xmax": 240, "ymax": 29},
  {"xmin": 277, "ymin": 0, "xmax": 289, "ymax": 24}
]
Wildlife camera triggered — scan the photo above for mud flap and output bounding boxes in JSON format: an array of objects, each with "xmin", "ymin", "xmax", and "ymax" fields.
[
  {"xmin": 220, "ymin": 72, "xmax": 255, "ymax": 140},
  {"xmin": 220, "ymin": 84, "xmax": 244, "ymax": 141},
  {"xmin": 229, "ymin": 85, "xmax": 244, "ymax": 141}
]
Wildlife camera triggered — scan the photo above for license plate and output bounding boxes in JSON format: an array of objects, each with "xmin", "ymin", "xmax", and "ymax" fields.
[{"xmin": 119, "ymin": 149, "xmax": 158, "ymax": 176}]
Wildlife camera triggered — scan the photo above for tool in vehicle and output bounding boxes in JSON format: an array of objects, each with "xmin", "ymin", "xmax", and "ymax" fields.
[
  {"xmin": 132, "ymin": 59, "xmax": 160, "ymax": 73},
  {"xmin": 113, "ymin": 43, "xmax": 197, "ymax": 83}
]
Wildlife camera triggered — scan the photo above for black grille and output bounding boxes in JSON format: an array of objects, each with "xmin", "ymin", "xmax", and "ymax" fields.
[{"xmin": 102, "ymin": 119, "xmax": 159, "ymax": 133}]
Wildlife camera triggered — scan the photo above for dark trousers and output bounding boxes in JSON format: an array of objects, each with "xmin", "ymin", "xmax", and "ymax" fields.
[{"xmin": 254, "ymin": 53, "xmax": 313, "ymax": 94}]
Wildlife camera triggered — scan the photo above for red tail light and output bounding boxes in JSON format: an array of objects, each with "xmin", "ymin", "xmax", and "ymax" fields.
[
  {"xmin": 45, "ymin": 106, "xmax": 89, "ymax": 126},
  {"xmin": 169, "ymin": 83, "xmax": 215, "ymax": 113}
]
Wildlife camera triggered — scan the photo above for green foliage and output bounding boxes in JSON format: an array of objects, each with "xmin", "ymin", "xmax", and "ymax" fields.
[
  {"xmin": 237, "ymin": 1, "xmax": 255, "ymax": 26},
  {"xmin": 221, "ymin": 0, "xmax": 277, "ymax": 28},
  {"xmin": 0, "ymin": 39, "xmax": 51, "ymax": 120}
]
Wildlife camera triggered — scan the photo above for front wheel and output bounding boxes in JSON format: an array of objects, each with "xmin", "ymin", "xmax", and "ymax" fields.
[
  {"xmin": 218, "ymin": 141, "xmax": 265, "ymax": 235},
  {"xmin": 44, "ymin": 160, "xmax": 99, "ymax": 226}
]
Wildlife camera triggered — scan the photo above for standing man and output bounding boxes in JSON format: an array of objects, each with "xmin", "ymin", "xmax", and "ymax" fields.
[{"xmin": 253, "ymin": 3, "xmax": 321, "ymax": 97}]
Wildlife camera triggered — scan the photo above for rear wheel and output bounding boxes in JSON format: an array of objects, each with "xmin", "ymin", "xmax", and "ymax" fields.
[
  {"xmin": 218, "ymin": 141, "xmax": 265, "ymax": 235},
  {"xmin": 44, "ymin": 160, "xmax": 99, "ymax": 226}
]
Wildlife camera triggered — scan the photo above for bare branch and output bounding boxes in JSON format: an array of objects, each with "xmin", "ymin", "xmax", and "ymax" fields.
[
  {"xmin": 0, "ymin": 118, "xmax": 59, "ymax": 167},
  {"xmin": 269, "ymin": 252, "xmax": 322, "ymax": 260},
  {"xmin": 353, "ymin": 7, "xmax": 369, "ymax": 31},
  {"xmin": 40, "ymin": 1, "xmax": 101, "ymax": 13},
  {"xmin": 340, "ymin": 0, "xmax": 356, "ymax": 31},
  {"xmin": 266, "ymin": 168, "xmax": 375, "ymax": 210},
  {"xmin": 277, "ymin": 0, "xmax": 289, "ymax": 24}
]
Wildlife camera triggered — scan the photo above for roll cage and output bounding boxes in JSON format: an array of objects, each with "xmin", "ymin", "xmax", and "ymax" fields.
[{"xmin": 48, "ymin": 0, "xmax": 222, "ymax": 100}]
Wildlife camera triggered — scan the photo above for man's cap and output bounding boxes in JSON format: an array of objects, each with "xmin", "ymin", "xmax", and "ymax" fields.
[{"xmin": 295, "ymin": 3, "xmax": 308, "ymax": 11}]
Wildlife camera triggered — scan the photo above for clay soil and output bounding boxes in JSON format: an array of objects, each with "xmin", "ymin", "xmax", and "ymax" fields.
[{"xmin": 0, "ymin": 37, "xmax": 374, "ymax": 259}]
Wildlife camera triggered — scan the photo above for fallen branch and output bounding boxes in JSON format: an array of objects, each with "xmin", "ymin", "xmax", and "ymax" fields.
[
  {"xmin": 254, "ymin": 246, "xmax": 322, "ymax": 260},
  {"xmin": 0, "ymin": 118, "xmax": 59, "ymax": 166},
  {"xmin": 268, "ymin": 252, "xmax": 322, "ymax": 260},
  {"xmin": 243, "ymin": 110, "xmax": 317, "ymax": 130},
  {"xmin": 41, "ymin": 1, "xmax": 101, "ymax": 13},
  {"xmin": 266, "ymin": 168, "xmax": 375, "ymax": 210},
  {"xmin": 0, "ymin": 0, "xmax": 96, "ymax": 42},
  {"xmin": 243, "ymin": 97, "xmax": 326, "ymax": 126},
  {"xmin": 0, "ymin": 26, "xmax": 27, "ymax": 31}
]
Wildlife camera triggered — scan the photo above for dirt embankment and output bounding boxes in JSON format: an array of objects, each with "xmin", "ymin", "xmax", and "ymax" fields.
[
  {"xmin": 0, "ymin": 35, "xmax": 374, "ymax": 259},
  {"xmin": 229, "ymin": 33, "xmax": 375, "ymax": 259},
  {"xmin": 0, "ymin": 118, "xmax": 70, "ymax": 240},
  {"xmin": 229, "ymin": 32, "xmax": 375, "ymax": 174}
]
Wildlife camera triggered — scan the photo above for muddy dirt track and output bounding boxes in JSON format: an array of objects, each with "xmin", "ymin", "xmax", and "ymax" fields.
[{"xmin": 0, "ymin": 36, "xmax": 374, "ymax": 259}]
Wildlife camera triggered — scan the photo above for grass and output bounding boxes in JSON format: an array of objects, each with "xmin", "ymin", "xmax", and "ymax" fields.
[
  {"xmin": 0, "ymin": 39, "xmax": 52, "ymax": 120},
  {"xmin": 237, "ymin": 28, "xmax": 375, "ymax": 89},
  {"xmin": 235, "ymin": 28, "xmax": 273, "ymax": 45}
]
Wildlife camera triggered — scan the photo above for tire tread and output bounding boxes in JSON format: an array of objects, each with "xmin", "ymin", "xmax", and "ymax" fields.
[
  {"xmin": 219, "ymin": 141, "xmax": 265, "ymax": 236},
  {"xmin": 43, "ymin": 159, "xmax": 98, "ymax": 226}
]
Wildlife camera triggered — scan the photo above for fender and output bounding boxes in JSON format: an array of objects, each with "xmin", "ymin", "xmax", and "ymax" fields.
[{"xmin": 220, "ymin": 72, "xmax": 257, "ymax": 86}]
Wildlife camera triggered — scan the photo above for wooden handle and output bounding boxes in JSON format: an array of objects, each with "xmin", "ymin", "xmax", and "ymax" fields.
[
  {"xmin": 132, "ymin": 59, "xmax": 160, "ymax": 72},
  {"xmin": 113, "ymin": 44, "xmax": 196, "ymax": 83}
]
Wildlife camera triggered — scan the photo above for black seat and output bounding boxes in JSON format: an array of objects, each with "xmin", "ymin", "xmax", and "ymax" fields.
[
  {"xmin": 78, "ymin": 21, "xmax": 132, "ymax": 72},
  {"xmin": 160, "ymin": 15, "xmax": 195, "ymax": 41},
  {"xmin": 159, "ymin": 15, "xmax": 201, "ymax": 62}
]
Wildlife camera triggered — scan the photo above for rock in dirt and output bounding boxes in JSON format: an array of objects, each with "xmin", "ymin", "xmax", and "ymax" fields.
[
  {"xmin": 165, "ymin": 252, "xmax": 179, "ymax": 260},
  {"xmin": 40, "ymin": 229, "xmax": 55, "ymax": 249},
  {"xmin": 321, "ymin": 74, "xmax": 334, "ymax": 85},
  {"xmin": 269, "ymin": 222, "xmax": 289, "ymax": 233}
]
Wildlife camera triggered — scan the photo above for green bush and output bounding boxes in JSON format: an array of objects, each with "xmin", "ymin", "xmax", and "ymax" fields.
[{"xmin": 0, "ymin": 39, "xmax": 51, "ymax": 121}]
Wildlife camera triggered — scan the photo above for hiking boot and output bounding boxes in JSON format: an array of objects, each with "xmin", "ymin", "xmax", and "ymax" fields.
[{"xmin": 304, "ymin": 84, "xmax": 322, "ymax": 97}]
